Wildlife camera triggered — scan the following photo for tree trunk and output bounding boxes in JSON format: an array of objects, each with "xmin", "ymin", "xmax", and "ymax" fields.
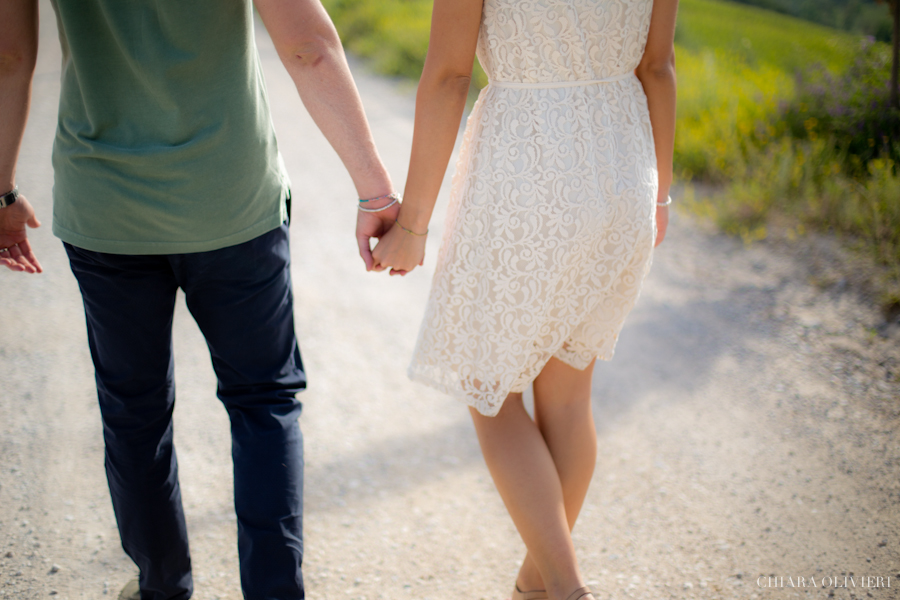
[{"xmin": 892, "ymin": 0, "xmax": 899, "ymax": 109}]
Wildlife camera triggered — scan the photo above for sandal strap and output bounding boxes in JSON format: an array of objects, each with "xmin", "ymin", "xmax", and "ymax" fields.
[
  {"xmin": 514, "ymin": 584, "xmax": 549, "ymax": 600},
  {"xmin": 563, "ymin": 586, "xmax": 592, "ymax": 600}
]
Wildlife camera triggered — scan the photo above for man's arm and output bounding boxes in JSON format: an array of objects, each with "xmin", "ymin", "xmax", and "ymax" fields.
[
  {"xmin": 254, "ymin": 0, "xmax": 397, "ymax": 271},
  {"xmin": 0, "ymin": 0, "xmax": 42, "ymax": 274}
]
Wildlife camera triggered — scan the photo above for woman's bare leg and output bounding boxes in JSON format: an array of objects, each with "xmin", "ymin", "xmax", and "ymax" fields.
[
  {"xmin": 469, "ymin": 358, "xmax": 598, "ymax": 600},
  {"xmin": 513, "ymin": 358, "xmax": 599, "ymax": 594}
]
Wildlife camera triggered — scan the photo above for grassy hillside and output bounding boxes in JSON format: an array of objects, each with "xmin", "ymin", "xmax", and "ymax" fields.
[
  {"xmin": 729, "ymin": 0, "xmax": 894, "ymax": 42},
  {"xmin": 676, "ymin": 0, "xmax": 860, "ymax": 73}
]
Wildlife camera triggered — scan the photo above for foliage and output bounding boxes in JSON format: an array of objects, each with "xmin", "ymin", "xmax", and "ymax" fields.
[
  {"xmin": 670, "ymin": 2, "xmax": 898, "ymax": 301},
  {"xmin": 781, "ymin": 40, "xmax": 900, "ymax": 175},
  {"xmin": 320, "ymin": 0, "xmax": 432, "ymax": 79},
  {"xmin": 691, "ymin": 139, "xmax": 900, "ymax": 284},
  {"xmin": 673, "ymin": 49, "xmax": 791, "ymax": 182},
  {"xmin": 321, "ymin": 0, "xmax": 490, "ymax": 88}
]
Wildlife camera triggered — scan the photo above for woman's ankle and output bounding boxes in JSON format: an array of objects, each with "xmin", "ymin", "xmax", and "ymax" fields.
[{"xmin": 516, "ymin": 558, "xmax": 545, "ymax": 591}]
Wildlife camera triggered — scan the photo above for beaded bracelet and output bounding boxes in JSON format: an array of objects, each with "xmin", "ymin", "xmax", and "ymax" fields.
[
  {"xmin": 395, "ymin": 218, "xmax": 427, "ymax": 236},
  {"xmin": 358, "ymin": 196, "xmax": 399, "ymax": 213},
  {"xmin": 359, "ymin": 191, "xmax": 401, "ymax": 204},
  {"xmin": 657, "ymin": 195, "xmax": 672, "ymax": 207}
]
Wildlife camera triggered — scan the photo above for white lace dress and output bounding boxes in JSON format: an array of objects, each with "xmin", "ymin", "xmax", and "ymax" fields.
[{"xmin": 409, "ymin": 0, "xmax": 658, "ymax": 416}]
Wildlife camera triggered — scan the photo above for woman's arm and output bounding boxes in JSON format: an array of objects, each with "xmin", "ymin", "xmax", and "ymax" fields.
[
  {"xmin": 635, "ymin": 0, "xmax": 678, "ymax": 247},
  {"xmin": 371, "ymin": 0, "xmax": 484, "ymax": 275}
]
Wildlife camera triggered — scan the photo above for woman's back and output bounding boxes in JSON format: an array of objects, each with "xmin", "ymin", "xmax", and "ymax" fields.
[{"xmin": 477, "ymin": 0, "xmax": 654, "ymax": 84}]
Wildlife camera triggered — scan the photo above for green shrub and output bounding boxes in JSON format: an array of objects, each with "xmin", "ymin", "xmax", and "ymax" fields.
[
  {"xmin": 699, "ymin": 138, "xmax": 900, "ymax": 274},
  {"xmin": 781, "ymin": 40, "xmax": 900, "ymax": 176}
]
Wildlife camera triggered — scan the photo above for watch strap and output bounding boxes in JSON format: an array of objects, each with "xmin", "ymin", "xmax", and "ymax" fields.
[{"xmin": 0, "ymin": 187, "xmax": 19, "ymax": 209}]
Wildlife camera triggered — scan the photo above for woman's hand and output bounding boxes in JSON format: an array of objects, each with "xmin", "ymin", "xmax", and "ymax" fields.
[
  {"xmin": 371, "ymin": 219, "xmax": 427, "ymax": 276},
  {"xmin": 655, "ymin": 202, "xmax": 668, "ymax": 247}
]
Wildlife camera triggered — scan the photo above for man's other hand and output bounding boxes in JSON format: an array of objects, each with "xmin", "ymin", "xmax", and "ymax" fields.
[{"xmin": 0, "ymin": 194, "xmax": 42, "ymax": 273}]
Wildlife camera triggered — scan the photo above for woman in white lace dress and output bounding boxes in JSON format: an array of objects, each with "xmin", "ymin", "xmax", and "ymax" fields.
[{"xmin": 371, "ymin": 1, "xmax": 678, "ymax": 598}]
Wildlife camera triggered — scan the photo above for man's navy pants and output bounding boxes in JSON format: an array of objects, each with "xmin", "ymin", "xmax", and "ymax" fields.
[{"xmin": 65, "ymin": 224, "xmax": 306, "ymax": 600}]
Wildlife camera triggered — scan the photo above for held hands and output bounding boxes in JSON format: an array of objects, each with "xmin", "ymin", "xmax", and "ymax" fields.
[
  {"xmin": 0, "ymin": 194, "xmax": 43, "ymax": 274},
  {"xmin": 370, "ymin": 217, "xmax": 426, "ymax": 276},
  {"xmin": 356, "ymin": 196, "xmax": 402, "ymax": 271}
]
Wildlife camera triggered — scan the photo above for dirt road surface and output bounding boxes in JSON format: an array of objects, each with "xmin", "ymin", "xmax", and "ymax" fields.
[{"xmin": 1, "ymin": 4, "xmax": 898, "ymax": 600}]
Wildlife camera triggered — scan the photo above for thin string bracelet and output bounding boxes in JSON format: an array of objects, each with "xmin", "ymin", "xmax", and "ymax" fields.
[
  {"xmin": 395, "ymin": 219, "xmax": 427, "ymax": 236},
  {"xmin": 359, "ymin": 191, "xmax": 401, "ymax": 204},
  {"xmin": 657, "ymin": 195, "xmax": 672, "ymax": 207},
  {"xmin": 358, "ymin": 196, "xmax": 399, "ymax": 213}
]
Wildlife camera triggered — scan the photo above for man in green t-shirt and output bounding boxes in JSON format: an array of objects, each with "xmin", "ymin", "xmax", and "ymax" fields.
[{"xmin": 1, "ymin": 1, "xmax": 401, "ymax": 598}]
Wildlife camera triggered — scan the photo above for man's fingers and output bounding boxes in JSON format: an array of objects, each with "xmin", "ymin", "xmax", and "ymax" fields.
[
  {"xmin": 11, "ymin": 246, "xmax": 36, "ymax": 273},
  {"xmin": 357, "ymin": 234, "xmax": 374, "ymax": 271},
  {"xmin": 1, "ymin": 247, "xmax": 36, "ymax": 273},
  {"xmin": 27, "ymin": 214, "xmax": 40, "ymax": 229},
  {"xmin": 15, "ymin": 240, "xmax": 42, "ymax": 273},
  {"xmin": 21, "ymin": 252, "xmax": 42, "ymax": 273},
  {"xmin": 0, "ymin": 257, "xmax": 26, "ymax": 272}
]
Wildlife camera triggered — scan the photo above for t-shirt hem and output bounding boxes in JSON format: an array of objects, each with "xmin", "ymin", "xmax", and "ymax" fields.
[{"xmin": 52, "ymin": 212, "xmax": 286, "ymax": 255}]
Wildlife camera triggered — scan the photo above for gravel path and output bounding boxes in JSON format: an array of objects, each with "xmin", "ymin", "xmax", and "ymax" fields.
[{"xmin": 1, "ymin": 5, "xmax": 898, "ymax": 600}]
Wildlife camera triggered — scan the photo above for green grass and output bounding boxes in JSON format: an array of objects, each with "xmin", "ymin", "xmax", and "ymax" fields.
[
  {"xmin": 674, "ymin": 48, "xmax": 792, "ymax": 181},
  {"xmin": 676, "ymin": 0, "xmax": 860, "ymax": 74}
]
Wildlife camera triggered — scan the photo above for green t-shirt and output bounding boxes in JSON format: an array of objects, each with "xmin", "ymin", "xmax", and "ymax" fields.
[{"xmin": 50, "ymin": 0, "xmax": 290, "ymax": 254}]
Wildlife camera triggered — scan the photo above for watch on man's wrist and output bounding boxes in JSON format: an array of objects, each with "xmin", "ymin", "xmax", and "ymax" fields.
[{"xmin": 0, "ymin": 187, "xmax": 19, "ymax": 208}]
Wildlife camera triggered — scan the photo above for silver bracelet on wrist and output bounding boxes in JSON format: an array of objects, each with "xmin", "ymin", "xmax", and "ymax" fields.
[
  {"xmin": 359, "ymin": 191, "xmax": 400, "ymax": 204},
  {"xmin": 358, "ymin": 195, "xmax": 400, "ymax": 213},
  {"xmin": 657, "ymin": 195, "xmax": 672, "ymax": 207}
]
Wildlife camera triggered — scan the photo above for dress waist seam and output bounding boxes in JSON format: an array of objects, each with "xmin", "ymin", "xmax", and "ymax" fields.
[{"xmin": 488, "ymin": 72, "xmax": 633, "ymax": 89}]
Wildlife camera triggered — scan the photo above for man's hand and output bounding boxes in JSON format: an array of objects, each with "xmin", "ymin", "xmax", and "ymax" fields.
[
  {"xmin": 356, "ymin": 201, "xmax": 401, "ymax": 271},
  {"xmin": 0, "ymin": 194, "xmax": 42, "ymax": 273}
]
